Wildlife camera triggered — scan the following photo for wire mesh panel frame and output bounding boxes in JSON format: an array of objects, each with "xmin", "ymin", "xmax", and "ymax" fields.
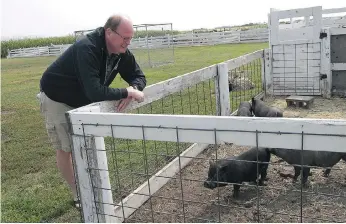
[
  {"xmin": 270, "ymin": 41, "xmax": 323, "ymax": 96},
  {"xmin": 68, "ymin": 110, "xmax": 346, "ymax": 223},
  {"xmin": 68, "ymin": 106, "xmax": 117, "ymax": 223}
]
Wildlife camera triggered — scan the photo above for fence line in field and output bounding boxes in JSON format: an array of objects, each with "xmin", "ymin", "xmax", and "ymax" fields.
[{"xmin": 6, "ymin": 28, "xmax": 268, "ymax": 59}]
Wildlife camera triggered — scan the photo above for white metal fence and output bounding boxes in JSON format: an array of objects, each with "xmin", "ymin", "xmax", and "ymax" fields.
[
  {"xmin": 7, "ymin": 44, "xmax": 72, "ymax": 58},
  {"xmin": 6, "ymin": 28, "xmax": 269, "ymax": 59}
]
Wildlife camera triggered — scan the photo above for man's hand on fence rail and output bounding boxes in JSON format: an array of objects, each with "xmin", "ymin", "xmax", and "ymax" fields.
[
  {"xmin": 117, "ymin": 86, "xmax": 145, "ymax": 112},
  {"xmin": 117, "ymin": 96, "xmax": 133, "ymax": 112},
  {"xmin": 126, "ymin": 86, "xmax": 145, "ymax": 103}
]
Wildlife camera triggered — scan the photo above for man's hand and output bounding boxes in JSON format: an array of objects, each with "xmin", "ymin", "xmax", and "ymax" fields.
[
  {"xmin": 126, "ymin": 86, "xmax": 144, "ymax": 103},
  {"xmin": 117, "ymin": 96, "xmax": 133, "ymax": 112},
  {"xmin": 117, "ymin": 86, "xmax": 145, "ymax": 112}
]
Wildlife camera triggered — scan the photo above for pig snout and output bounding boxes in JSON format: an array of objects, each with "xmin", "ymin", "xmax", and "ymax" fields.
[{"xmin": 203, "ymin": 180, "xmax": 216, "ymax": 189}]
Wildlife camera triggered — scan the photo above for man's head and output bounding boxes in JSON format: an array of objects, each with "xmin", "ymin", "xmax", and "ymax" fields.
[{"xmin": 104, "ymin": 14, "xmax": 134, "ymax": 54}]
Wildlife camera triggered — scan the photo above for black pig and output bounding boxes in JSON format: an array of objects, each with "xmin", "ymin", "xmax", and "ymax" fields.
[
  {"xmin": 204, "ymin": 147, "xmax": 271, "ymax": 198},
  {"xmin": 269, "ymin": 148, "xmax": 345, "ymax": 185},
  {"xmin": 236, "ymin": 102, "xmax": 253, "ymax": 117},
  {"xmin": 251, "ymin": 97, "xmax": 283, "ymax": 117},
  {"xmin": 323, "ymin": 152, "xmax": 346, "ymax": 177}
]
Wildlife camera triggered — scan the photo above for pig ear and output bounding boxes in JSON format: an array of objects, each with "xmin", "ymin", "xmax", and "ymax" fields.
[
  {"xmin": 218, "ymin": 163, "xmax": 228, "ymax": 172},
  {"xmin": 209, "ymin": 160, "xmax": 215, "ymax": 166}
]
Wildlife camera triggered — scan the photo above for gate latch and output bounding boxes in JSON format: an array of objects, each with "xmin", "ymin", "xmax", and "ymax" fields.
[
  {"xmin": 319, "ymin": 32, "xmax": 327, "ymax": 39},
  {"xmin": 320, "ymin": 74, "xmax": 327, "ymax": 80}
]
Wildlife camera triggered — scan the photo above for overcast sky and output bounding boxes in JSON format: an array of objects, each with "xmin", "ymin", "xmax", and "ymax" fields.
[{"xmin": 1, "ymin": 0, "xmax": 345, "ymax": 40}]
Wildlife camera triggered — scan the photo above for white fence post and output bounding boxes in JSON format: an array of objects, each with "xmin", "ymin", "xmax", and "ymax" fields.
[
  {"xmin": 321, "ymin": 27, "xmax": 331, "ymax": 98},
  {"xmin": 67, "ymin": 106, "xmax": 117, "ymax": 223},
  {"xmin": 264, "ymin": 48, "xmax": 272, "ymax": 95},
  {"xmin": 215, "ymin": 62, "xmax": 230, "ymax": 116},
  {"xmin": 260, "ymin": 49, "xmax": 267, "ymax": 95},
  {"xmin": 70, "ymin": 135, "xmax": 98, "ymax": 222}
]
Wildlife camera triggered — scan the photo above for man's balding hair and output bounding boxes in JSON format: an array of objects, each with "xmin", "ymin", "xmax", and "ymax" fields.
[{"xmin": 104, "ymin": 14, "xmax": 131, "ymax": 31}]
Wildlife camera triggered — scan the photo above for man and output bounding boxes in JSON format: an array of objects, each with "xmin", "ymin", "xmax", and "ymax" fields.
[{"xmin": 38, "ymin": 14, "xmax": 146, "ymax": 208}]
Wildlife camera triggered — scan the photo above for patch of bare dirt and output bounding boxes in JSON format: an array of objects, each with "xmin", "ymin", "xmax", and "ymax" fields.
[{"xmin": 264, "ymin": 96, "xmax": 346, "ymax": 119}]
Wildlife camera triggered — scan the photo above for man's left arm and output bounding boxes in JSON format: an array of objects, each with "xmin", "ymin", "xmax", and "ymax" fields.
[{"xmin": 118, "ymin": 51, "xmax": 147, "ymax": 91}]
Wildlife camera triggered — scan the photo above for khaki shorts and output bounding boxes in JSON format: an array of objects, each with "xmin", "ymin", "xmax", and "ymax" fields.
[{"xmin": 38, "ymin": 92, "xmax": 75, "ymax": 152}]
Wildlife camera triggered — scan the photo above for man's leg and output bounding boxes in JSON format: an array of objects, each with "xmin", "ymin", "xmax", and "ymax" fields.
[
  {"xmin": 39, "ymin": 92, "xmax": 79, "ymax": 207},
  {"xmin": 56, "ymin": 150, "xmax": 77, "ymax": 201}
]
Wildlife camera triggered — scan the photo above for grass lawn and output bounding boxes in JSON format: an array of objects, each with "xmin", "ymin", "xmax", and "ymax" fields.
[{"xmin": 1, "ymin": 42, "xmax": 268, "ymax": 223}]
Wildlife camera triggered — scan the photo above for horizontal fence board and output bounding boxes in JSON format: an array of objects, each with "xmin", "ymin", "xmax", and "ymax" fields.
[
  {"xmin": 323, "ymin": 18, "xmax": 346, "ymax": 27},
  {"xmin": 330, "ymin": 28, "xmax": 346, "ymax": 35},
  {"xmin": 276, "ymin": 27, "xmax": 315, "ymax": 42},
  {"xmin": 68, "ymin": 113, "xmax": 346, "ymax": 153},
  {"xmin": 274, "ymin": 7, "xmax": 317, "ymax": 19},
  {"xmin": 322, "ymin": 7, "xmax": 346, "ymax": 14},
  {"xmin": 331, "ymin": 63, "xmax": 346, "ymax": 71},
  {"xmin": 70, "ymin": 63, "xmax": 219, "ymax": 113},
  {"xmin": 225, "ymin": 50, "xmax": 263, "ymax": 70}
]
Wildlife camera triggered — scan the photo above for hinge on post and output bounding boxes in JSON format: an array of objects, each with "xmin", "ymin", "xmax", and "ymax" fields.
[
  {"xmin": 320, "ymin": 74, "xmax": 327, "ymax": 80},
  {"xmin": 319, "ymin": 32, "xmax": 327, "ymax": 39}
]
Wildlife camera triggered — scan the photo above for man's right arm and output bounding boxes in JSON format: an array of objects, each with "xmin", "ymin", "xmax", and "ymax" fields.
[{"xmin": 74, "ymin": 45, "xmax": 129, "ymax": 102}]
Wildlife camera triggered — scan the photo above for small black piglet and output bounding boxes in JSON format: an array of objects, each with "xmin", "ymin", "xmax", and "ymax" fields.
[{"xmin": 204, "ymin": 147, "xmax": 271, "ymax": 198}]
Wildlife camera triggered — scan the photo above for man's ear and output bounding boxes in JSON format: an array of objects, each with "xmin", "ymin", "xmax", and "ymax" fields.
[{"xmin": 105, "ymin": 28, "xmax": 112, "ymax": 37}]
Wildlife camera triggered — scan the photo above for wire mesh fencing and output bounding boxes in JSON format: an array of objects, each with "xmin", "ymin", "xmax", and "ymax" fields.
[
  {"xmin": 132, "ymin": 78, "xmax": 218, "ymax": 116},
  {"xmin": 68, "ymin": 50, "xmax": 270, "ymax": 223},
  {"xmin": 228, "ymin": 57, "xmax": 263, "ymax": 113},
  {"xmin": 100, "ymin": 72, "xmax": 220, "ymax": 217},
  {"xmin": 271, "ymin": 42, "xmax": 322, "ymax": 96},
  {"xmin": 101, "ymin": 53, "xmax": 264, "ymax": 216},
  {"xmin": 70, "ymin": 113, "xmax": 346, "ymax": 223}
]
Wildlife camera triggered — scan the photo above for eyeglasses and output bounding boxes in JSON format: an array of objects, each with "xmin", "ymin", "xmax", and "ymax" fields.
[{"xmin": 110, "ymin": 28, "xmax": 132, "ymax": 42}]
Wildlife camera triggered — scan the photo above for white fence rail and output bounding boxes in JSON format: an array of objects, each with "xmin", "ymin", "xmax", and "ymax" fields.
[
  {"xmin": 277, "ymin": 7, "xmax": 346, "ymax": 30},
  {"xmin": 6, "ymin": 28, "xmax": 269, "ymax": 59},
  {"xmin": 7, "ymin": 44, "xmax": 72, "ymax": 58}
]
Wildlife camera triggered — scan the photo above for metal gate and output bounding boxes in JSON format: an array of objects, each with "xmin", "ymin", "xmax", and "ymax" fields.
[
  {"xmin": 268, "ymin": 6, "xmax": 346, "ymax": 97},
  {"xmin": 330, "ymin": 30, "xmax": 346, "ymax": 97}
]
